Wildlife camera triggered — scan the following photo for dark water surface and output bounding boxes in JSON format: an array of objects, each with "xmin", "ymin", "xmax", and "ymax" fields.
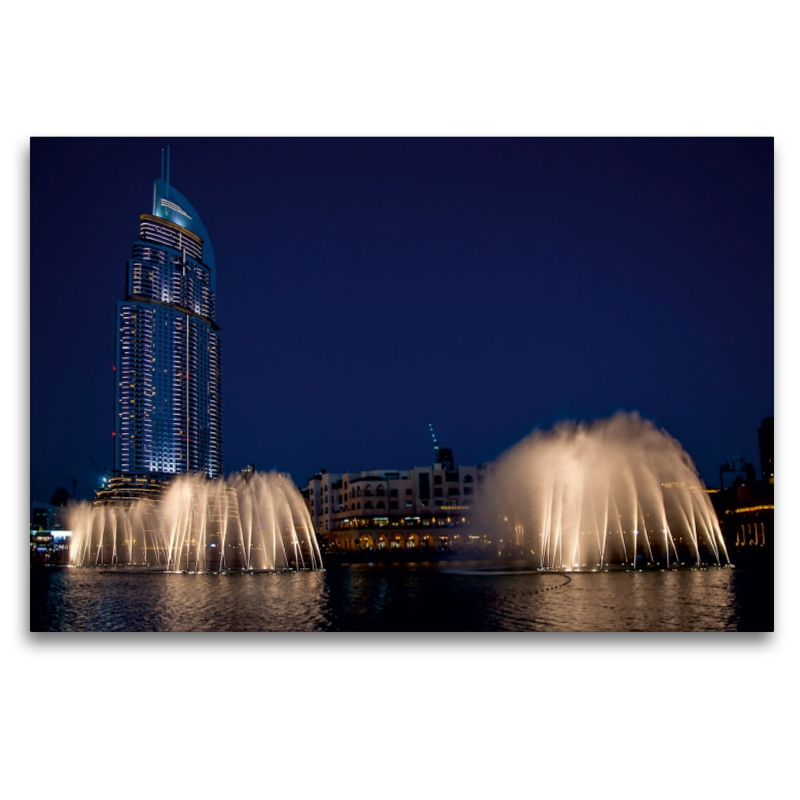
[{"xmin": 30, "ymin": 562, "xmax": 773, "ymax": 632}]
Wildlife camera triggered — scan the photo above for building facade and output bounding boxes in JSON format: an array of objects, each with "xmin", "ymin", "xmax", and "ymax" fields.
[
  {"xmin": 30, "ymin": 495, "xmax": 71, "ymax": 565},
  {"xmin": 115, "ymin": 156, "xmax": 222, "ymax": 479},
  {"xmin": 301, "ymin": 461, "xmax": 492, "ymax": 552},
  {"xmin": 709, "ymin": 416, "xmax": 774, "ymax": 554}
]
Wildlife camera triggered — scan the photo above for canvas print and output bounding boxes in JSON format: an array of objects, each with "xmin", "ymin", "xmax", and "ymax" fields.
[{"xmin": 30, "ymin": 137, "xmax": 773, "ymax": 632}]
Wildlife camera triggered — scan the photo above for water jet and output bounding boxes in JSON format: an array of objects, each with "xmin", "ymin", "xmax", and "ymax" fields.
[
  {"xmin": 484, "ymin": 412, "xmax": 729, "ymax": 569},
  {"xmin": 68, "ymin": 471, "xmax": 322, "ymax": 571}
]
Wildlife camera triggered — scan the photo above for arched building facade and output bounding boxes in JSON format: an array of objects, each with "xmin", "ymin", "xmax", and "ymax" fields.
[{"xmin": 300, "ymin": 463, "xmax": 493, "ymax": 553}]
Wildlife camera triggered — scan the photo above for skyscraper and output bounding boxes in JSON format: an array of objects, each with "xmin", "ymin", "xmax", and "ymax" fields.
[{"xmin": 115, "ymin": 150, "xmax": 222, "ymax": 479}]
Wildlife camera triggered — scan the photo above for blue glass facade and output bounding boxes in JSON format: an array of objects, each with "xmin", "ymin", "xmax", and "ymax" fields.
[{"xmin": 115, "ymin": 175, "xmax": 222, "ymax": 478}]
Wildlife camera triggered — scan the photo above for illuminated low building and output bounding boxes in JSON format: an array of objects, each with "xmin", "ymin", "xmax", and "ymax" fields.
[
  {"xmin": 30, "ymin": 490, "xmax": 71, "ymax": 564},
  {"xmin": 709, "ymin": 417, "xmax": 774, "ymax": 553},
  {"xmin": 710, "ymin": 480, "xmax": 774, "ymax": 551},
  {"xmin": 92, "ymin": 473, "xmax": 170, "ymax": 507},
  {"xmin": 301, "ymin": 461, "xmax": 492, "ymax": 552},
  {"xmin": 30, "ymin": 530, "xmax": 71, "ymax": 565}
]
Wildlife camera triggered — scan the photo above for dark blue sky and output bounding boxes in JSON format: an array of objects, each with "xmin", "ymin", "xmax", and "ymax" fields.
[{"xmin": 30, "ymin": 137, "xmax": 773, "ymax": 502}]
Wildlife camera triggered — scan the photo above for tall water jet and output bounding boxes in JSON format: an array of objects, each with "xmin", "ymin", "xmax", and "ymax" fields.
[
  {"xmin": 68, "ymin": 471, "xmax": 322, "ymax": 571},
  {"xmin": 484, "ymin": 412, "xmax": 729, "ymax": 569}
]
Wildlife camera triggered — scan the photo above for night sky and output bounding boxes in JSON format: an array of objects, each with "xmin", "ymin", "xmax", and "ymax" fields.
[{"xmin": 30, "ymin": 137, "xmax": 773, "ymax": 503}]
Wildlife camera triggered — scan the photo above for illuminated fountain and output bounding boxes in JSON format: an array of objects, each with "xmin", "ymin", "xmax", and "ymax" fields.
[
  {"xmin": 68, "ymin": 471, "xmax": 322, "ymax": 571},
  {"xmin": 485, "ymin": 412, "xmax": 729, "ymax": 569}
]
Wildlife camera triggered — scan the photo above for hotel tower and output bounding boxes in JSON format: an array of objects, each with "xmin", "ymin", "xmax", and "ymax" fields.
[{"xmin": 114, "ymin": 149, "xmax": 222, "ymax": 479}]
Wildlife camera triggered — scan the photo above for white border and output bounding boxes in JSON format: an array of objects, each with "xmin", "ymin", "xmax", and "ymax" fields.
[{"xmin": 5, "ymin": 2, "xmax": 795, "ymax": 795}]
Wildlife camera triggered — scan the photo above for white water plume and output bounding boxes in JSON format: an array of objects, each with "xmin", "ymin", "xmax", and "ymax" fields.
[
  {"xmin": 485, "ymin": 412, "xmax": 729, "ymax": 569},
  {"xmin": 68, "ymin": 471, "xmax": 322, "ymax": 571}
]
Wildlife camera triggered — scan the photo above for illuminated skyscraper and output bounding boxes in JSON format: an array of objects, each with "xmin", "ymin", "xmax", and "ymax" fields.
[{"xmin": 115, "ymin": 150, "xmax": 222, "ymax": 478}]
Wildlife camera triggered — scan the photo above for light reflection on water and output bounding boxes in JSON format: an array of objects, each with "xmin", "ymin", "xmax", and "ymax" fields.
[{"xmin": 30, "ymin": 563, "xmax": 771, "ymax": 632}]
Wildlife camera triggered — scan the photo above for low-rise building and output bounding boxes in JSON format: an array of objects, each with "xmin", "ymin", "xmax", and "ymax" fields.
[
  {"xmin": 709, "ymin": 417, "xmax": 774, "ymax": 554},
  {"xmin": 709, "ymin": 479, "xmax": 774, "ymax": 552},
  {"xmin": 301, "ymin": 461, "xmax": 493, "ymax": 553}
]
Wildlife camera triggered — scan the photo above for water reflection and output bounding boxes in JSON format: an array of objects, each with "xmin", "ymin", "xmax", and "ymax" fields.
[{"xmin": 30, "ymin": 564, "xmax": 769, "ymax": 632}]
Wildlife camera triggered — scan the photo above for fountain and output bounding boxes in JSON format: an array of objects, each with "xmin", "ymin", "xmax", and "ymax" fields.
[
  {"xmin": 484, "ymin": 412, "xmax": 729, "ymax": 569},
  {"xmin": 68, "ymin": 471, "xmax": 323, "ymax": 571}
]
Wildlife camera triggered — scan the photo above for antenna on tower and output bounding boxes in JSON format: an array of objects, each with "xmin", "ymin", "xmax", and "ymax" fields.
[
  {"xmin": 161, "ymin": 148, "xmax": 165, "ymax": 181},
  {"xmin": 166, "ymin": 145, "xmax": 171, "ymax": 189}
]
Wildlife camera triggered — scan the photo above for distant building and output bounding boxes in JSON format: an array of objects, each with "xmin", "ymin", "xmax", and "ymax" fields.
[
  {"xmin": 50, "ymin": 486, "xmax": 71, "ymax": 508},
  {"xmin": 30, "ymin": 530, "xmax": 71, "ymax": 565},
  {"xmin": 710, "ymin": 418, "xmax": 774, "ymax": 553},
  {"xmin": 31, "ymin": 503, "xmax": 58, "ymax": 532},
  {"xmin": 301, "ymin": 459, "xmax": 492, "ymax": 553},
  {"xmin": 719, "ymin": 455, "xmax": 756, "ymax": 490},
  {"xmin": 711, "ymin": 479, "xmax": 773, "ymax": 551},
  {"xmin": 31, "ymin": 494, "xmax": 69, "ymax": 532},
  {"xmin": 30, "ymin": 492, "xmax": 71, "ymax": 565}
]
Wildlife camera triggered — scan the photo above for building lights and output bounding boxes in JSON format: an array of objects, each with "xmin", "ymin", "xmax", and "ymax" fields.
[{"xmin": 115, "ymin": 173, "xmax": 222, "ymax": 479}]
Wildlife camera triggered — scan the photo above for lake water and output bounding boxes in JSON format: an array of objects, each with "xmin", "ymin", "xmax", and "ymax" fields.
[{"xmin": 30, "ymin": 559, "xmax": 773, "ymax": 632}]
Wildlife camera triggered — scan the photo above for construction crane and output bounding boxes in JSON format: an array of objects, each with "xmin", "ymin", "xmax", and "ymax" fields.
[
  {"xmin": 89, "ymin": 454, "xmax": 105, "ymax": 475},
  {"xmin": 89, "ymin": 454, "xmax": 113, "ymax": 487},
  {"xmin": 428, "ymin": 423, "xmax": 440, "ymax": 458},
  {"xmin": 428, "ymin": 422, "xmax": 455, "ymax": 470}
]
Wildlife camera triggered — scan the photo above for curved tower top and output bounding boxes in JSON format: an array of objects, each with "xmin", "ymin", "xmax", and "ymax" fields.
[{"xmin": 151, "ymin": 177, "xmax": 217, "ymax": 291}]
